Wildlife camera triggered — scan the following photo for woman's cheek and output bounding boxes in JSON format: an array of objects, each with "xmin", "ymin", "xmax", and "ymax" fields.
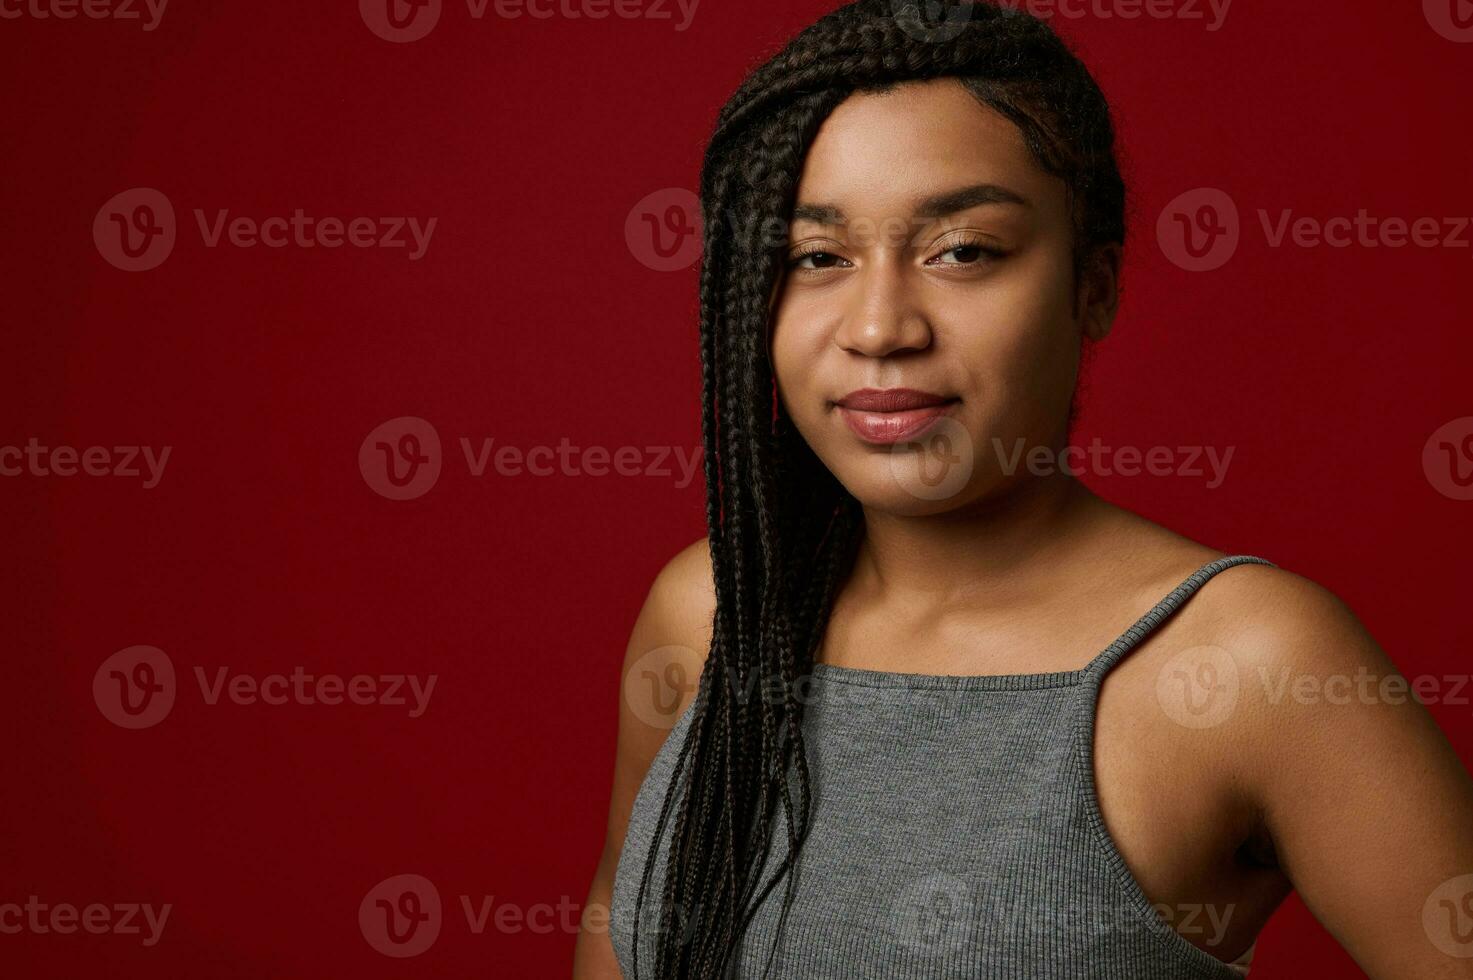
[{"xmin": 770, "ymin": 315, "xmax": 827, "ymax": 417}]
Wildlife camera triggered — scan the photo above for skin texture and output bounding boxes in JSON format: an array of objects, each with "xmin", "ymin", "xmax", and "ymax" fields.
[{"xmin": 574, "ymin": 78, "xmax": 1473, "ymax": 979}]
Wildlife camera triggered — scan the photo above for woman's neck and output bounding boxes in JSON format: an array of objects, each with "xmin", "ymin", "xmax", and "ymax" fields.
[{"xmin": 850, "ymin": 472, "xmax": 1113, "ymax": 607}]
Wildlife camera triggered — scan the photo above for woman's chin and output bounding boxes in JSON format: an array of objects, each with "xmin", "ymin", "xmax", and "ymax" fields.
[{"xmin": 832, "ymin": 465, "xmax": 984, "ymax": 517}]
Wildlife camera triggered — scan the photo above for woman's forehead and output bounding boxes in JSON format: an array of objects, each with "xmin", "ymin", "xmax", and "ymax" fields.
[{"xmin": 793, "ymin": 80, "xmax": 1059, "ymax": 221}]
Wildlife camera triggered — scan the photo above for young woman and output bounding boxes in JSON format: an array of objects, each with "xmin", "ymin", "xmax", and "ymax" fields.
[{"xmin": 573, "ymin": 2, "xmax": 1473, "ymax": 977}]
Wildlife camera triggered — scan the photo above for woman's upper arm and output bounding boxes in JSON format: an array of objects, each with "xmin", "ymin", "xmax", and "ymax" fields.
[
  {"xmin": 573, "ymin": 535, "xmax": 714, "ymax": 979},
  {"xmin": 1231, "ymin": 570, "xmax": 1473, "ymax": 978},
  {"xmin": 601, "ymin": 535, "xmax": 715, "ymax": 878}
]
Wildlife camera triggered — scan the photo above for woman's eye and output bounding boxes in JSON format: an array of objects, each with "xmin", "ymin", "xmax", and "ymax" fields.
[
  {"xmin": 789, "ymin": 250, "xmax": 845, "ymax": 270},
  {"xmin": 786, "ymin": 242, "xmax": 998, "ymax": 272},
  {"xmin": 932, "ymin": 243, "xmax": 988, "ymax": 265}
]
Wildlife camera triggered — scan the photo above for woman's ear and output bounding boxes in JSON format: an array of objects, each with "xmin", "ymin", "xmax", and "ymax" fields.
[{"xmin": 1077, "ymin": 243, "xmax": 1122, "ymax": 342}]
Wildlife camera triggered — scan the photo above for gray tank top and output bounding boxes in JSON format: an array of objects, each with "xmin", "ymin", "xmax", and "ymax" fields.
[{"xmin": 609, "ymin": 554, "xmax": 1275, "ymax": 979}]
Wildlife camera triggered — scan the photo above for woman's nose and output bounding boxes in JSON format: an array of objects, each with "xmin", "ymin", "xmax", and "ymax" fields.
[{"xmin": 832, "ymin": 259, "xmax": 934, "ymax": 357}]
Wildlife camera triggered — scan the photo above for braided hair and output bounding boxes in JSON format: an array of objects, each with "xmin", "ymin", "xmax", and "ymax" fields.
[{"xmin": 630, "ymin": 3, "xmax": 1127, "ymax": 976}]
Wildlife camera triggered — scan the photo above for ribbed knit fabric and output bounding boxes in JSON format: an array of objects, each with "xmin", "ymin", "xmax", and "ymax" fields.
[{"xmin": 609, "ymin": 554, "xmax": 1275, "ymax": 979}]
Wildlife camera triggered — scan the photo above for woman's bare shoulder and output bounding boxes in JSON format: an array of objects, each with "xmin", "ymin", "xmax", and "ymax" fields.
[
  {"xmin": 1089, "ymin": 501, "xmax": 1391, "ymax": 689},
  {"xmin": 1118, "ymin": 517, "xmax": 1368, "ymax": 658},
  {"xmin": 614, "ymin": 534, "xmax": 715, "ymax": 734},
  {"xmin": 595, "ymin": 535, "xmax": 717, "ymax": 876},
  {"xmin": 638, "ymin": 534, "xmax": 716, "ymax": 659},
  {"xmin": 1150, "ymin": 540, "xmax": 1371, "ymax": 668}
]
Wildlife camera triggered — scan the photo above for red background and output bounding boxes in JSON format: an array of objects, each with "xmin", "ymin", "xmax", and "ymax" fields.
[{"xmin": 2, "ymin": 0, "xmax": 1470, "ymax": 976}]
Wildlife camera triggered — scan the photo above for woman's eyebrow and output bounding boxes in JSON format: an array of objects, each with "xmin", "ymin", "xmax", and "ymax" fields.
[
  {"xmin": 790, "ymin": 183, "xmax": 1032, "ymax": 226},
  {"xmin": 915, "ymin": 182, "xmax": 1032, "ymax": 218}
]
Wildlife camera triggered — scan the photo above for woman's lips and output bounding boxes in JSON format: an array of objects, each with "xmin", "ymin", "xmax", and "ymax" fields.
[{"xmin": 835, "ymin": 399, "xmax": 959, "ymax": 445}]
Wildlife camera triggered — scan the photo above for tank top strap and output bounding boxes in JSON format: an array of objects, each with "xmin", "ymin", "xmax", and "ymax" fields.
[{"xmin": 1079, "ymin": 554, "xmax": 1276, "ymax": 685}]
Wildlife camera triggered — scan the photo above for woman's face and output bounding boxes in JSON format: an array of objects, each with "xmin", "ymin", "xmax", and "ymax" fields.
[{"xmin": 769, "ymin": 77, "xmax": 1118, "ymax": 514}]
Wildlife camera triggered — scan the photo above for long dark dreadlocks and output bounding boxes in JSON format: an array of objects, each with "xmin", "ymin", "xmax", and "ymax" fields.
[{"xmin": 630, "ymin": 2, "xmax": 1127, "ymax": 976}]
